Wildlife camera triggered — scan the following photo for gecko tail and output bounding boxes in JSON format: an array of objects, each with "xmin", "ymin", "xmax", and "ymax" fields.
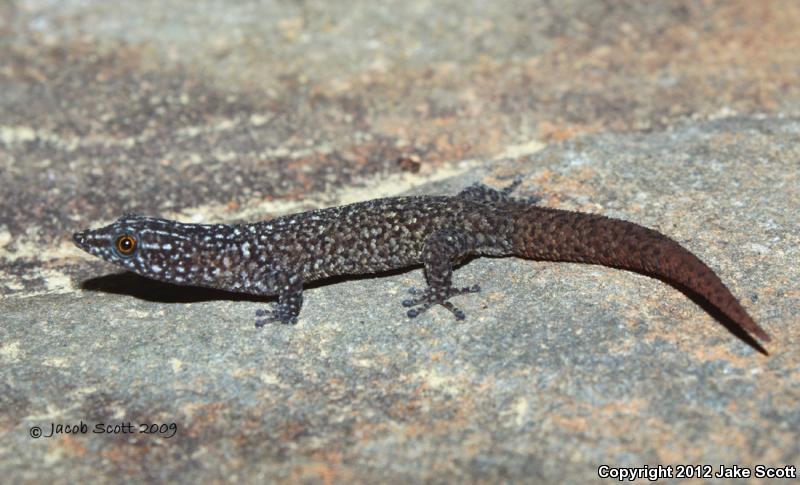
[{"xmin": 512, "ymin": 207, "xmax": 771, "ymax": 344}]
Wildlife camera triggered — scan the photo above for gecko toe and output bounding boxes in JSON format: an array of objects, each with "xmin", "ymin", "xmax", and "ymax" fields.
[
  {"xmin": 401, "ymin": 285, "xmax": 477, "ymax": 320},
  {"xmin": 255, "ymin": 314, "xmax": 298, "ymax": 326},
  {"xmin": 406, "ymin": 302, "xmax": 433, "ymax": 318},
  {"xmin": 441, "ymin": 301, "xmax": 466, "ymax": 320}
]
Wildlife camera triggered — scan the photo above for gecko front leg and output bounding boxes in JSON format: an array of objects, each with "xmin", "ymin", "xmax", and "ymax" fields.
[
  {"xmin": 254, "ymin": 269, "xmax": 304, "ymax": 326},
  {"xmin": 402, "ymin": 228, "xmax": 481, "ymax": 320}
]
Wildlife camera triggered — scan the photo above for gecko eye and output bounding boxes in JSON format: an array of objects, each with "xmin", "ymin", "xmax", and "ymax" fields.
[{"xmin": 115, "ymin": 234, "xmax": 137, "ymax": 256}]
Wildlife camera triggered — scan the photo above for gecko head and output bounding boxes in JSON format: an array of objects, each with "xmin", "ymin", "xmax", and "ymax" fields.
[{"xmin": 73, "ymin": 214, "xmax": 199, "ymax": 282}]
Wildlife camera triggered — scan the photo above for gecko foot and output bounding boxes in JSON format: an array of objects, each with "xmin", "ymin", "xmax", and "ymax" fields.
[
  {"xmin": 401, "ymin": 284, "xmax": 480, "ymax": 320},
  {"xmin": 503, "ymin": 176, "xmax": 542, "ymax": 204},
  {"xmin": 501, "ymin": 175, "xmax": 524, "ymax": 195},
  {"xmin": 255, "ymin": 307, "xmax": 299, "ymax": 327}
]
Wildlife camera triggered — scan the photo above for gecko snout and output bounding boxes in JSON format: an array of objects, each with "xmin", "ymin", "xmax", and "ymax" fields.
[
  {"xmin": 72, "ymin": 230, "xmax": 101, "ymax": 254},
  {"xmin": 72, "ymin": 230, "xmax": 87, "ymax": 249}
]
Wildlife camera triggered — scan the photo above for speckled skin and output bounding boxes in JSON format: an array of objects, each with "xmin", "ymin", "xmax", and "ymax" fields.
[{"xmin": 73, "ymin": 182, "xmax": 770, "ymax": 343}]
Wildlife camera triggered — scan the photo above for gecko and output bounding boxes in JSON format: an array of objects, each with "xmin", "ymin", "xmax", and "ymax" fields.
[{"xmin": 72, "ymin": 180, "xmax": 770, "ymax": 344}]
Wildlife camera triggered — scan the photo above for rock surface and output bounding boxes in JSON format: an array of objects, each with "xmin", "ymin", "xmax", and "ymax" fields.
[{"xmin": 1, "ymin": 1, "xmax": 798, "ymax": 483}]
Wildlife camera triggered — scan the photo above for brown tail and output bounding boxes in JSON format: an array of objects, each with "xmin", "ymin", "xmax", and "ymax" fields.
[{"xmin": 512, "ymin": 206, "xmax": 770, "ymax": 343}]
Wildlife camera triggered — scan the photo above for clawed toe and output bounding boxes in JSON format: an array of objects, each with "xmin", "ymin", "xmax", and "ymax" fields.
[
  {"xmin": 254, "ymin": 307, "xmax": 299, "ymax": 326},
  {"xmin": 255, "ymin": 318, "xmax": 270, "ymax": 328},
  {"xmin": 440, "ymin": 301, "xmax": 466, "ymax": 320},
  {"xmin": 401, "ymin": 284, "xmax": 479, "ymax": 320},
  {"xmin": 501, "ymin": 175, "xmax": 524, "ymax": 195},
  {"xmin": 407, "ymin": 305, "xmax": 432, "ymax": 318}
]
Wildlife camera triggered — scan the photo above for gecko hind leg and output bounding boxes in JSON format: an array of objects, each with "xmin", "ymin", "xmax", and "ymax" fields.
[
  {"xmin": 402, "ymin": 228, "xmax": 480, "ymax": 320},
  {"xmin": 458, "ymin": 176, "xmax": 540, "ymax": 204}
]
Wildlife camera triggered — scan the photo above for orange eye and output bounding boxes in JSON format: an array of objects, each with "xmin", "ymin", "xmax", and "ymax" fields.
[{"xmin": 115, "ymin": 235, "xmax": 137, "ymax": 255}]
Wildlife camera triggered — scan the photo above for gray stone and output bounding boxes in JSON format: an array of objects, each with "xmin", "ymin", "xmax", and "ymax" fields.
[{"xmin": 2, "ymin": 1, "xmax": 799, "ymax": 483}]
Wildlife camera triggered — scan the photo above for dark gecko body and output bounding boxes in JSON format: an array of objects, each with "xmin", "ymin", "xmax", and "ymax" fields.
[{"xmin": 72, "ymin": 181, "xmax": 770, "ymax": 343}]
